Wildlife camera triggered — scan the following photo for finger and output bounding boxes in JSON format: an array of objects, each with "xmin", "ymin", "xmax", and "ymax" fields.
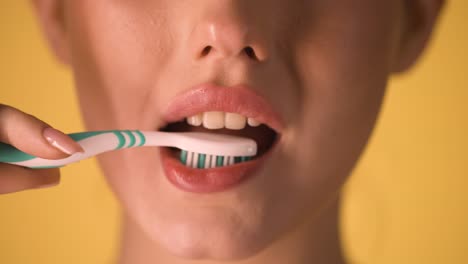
[
  {"xmin": 0, "ymin": 163, "xmax": 60, "ymax": 194},
  {"xmin": 0, "ymin": 104, "xmax": 83, "ymax": 159}
]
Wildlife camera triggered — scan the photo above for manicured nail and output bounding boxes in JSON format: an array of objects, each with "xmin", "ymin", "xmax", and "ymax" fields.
[{"xmin": 43, "ymin": 127, "xmax": 84, "ymax": 155}]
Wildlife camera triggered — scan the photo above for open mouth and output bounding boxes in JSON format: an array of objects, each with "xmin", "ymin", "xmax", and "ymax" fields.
[
  {"xmin": 159, "ymin": 111, "xmax": 278, "ymax": 168},
  {"xmin": 159, "ymin": 83, "xmax": 284, "ymax": 193}
]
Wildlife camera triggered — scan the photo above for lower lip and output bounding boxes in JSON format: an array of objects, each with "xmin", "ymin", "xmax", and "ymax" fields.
[{"xmin": 160, "ymin": 148, "xmax": 268, "ymax": 193}]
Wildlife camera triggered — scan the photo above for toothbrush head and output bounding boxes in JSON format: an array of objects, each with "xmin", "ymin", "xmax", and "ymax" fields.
[
  {"xmin": 171, "ymin": 132, "xmax": 257, "ymax": 157},
  {"xmin": 171, "ymin": 132, "xmax": 257, "ymax": 169}
]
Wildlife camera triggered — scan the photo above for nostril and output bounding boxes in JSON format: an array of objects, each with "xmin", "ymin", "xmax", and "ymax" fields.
[
  {"xmin": 243, "ymin": 46, "xmax": 258, "ymax": 61},
  {"xmin": 201, "ymin": 46, "xmax": 212, "ymax": 57},
  {"xmin": 198, "ymin": 45, "xmax": 260, "ymax": 61}
]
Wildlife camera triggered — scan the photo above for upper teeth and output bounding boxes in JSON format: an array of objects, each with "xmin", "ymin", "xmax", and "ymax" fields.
[{"xmin": 186, "ymin": 111, "xmax": 262, "ymax": 130}]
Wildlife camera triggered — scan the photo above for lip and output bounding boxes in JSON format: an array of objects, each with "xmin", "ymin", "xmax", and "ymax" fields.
[
  {"xmin": 161, "ymin": 84, "xmax": 284, "ymax": 132},
  {"xmin": 160, "ymin": 83, "xmax": 283, "ymax": 193}
]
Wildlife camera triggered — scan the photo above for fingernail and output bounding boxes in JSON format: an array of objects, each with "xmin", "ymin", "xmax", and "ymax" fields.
[{"xmin": 43, "ymin": 127, "xmax": 84, "ymax": 155}]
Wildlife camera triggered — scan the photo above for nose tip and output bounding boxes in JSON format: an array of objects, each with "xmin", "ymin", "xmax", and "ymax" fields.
[{"xmin": 192, "ymin": 21, "xmax": 267, "ymax": 62}]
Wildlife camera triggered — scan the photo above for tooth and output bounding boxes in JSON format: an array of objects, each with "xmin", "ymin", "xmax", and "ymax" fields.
[
  {"xmin": 247, "ymin": 117, "xmax": 261, "ymax": 127},
  {"xmin": 187, "ymin": 114, "xmax": 202, "ymax": 126},
  {"xmin": 203, "ymin": 111, "xmax": 225, "ymax": 129},
  {"xmin": 225, "ymin": 113, "xmax": 246, "ymax": 130}
]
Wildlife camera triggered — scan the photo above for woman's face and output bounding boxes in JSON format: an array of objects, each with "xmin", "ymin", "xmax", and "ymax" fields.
[{"xmin": 62, "ymin": 0, "xmax": 403, "ymax": 260}]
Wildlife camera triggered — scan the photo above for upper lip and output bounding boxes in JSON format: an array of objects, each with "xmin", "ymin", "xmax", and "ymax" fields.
[{"xmin": 160, "ymin": 83, "xmax": 285, "ymax": 132}]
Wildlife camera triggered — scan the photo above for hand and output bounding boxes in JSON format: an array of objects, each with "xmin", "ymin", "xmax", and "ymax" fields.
[{"xmin": 0, "ymin": 104, "xmax": 83, "ymax": 194}]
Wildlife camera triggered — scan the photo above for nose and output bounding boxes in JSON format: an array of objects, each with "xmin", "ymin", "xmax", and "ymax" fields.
[{"xmin": 188, "ymin": 8, "xmax": 269, "ymax": 62}]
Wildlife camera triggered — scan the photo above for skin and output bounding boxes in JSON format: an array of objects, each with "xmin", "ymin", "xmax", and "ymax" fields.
[{"xmin": 0, "ymin": 0, "xmax": 443, "ymax": 263}]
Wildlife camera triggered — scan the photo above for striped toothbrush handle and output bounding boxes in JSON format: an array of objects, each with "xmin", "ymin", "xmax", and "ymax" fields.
[{"xmin": 0, "ymin": 130, "xmax": 147, "ymax": 169}]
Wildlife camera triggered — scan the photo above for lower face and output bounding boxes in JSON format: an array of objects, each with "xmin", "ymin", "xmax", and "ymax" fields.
[{"xmin": 64, "ymin": 0, "xmax": 402, "ymax": 260}]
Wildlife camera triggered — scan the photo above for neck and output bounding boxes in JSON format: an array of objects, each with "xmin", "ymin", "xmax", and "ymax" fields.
[{"xmin": 118, "ymin": 196, "xmax": 345, "ymax": 264}]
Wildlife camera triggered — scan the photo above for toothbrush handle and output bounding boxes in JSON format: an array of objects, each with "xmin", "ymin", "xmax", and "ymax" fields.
[{"xmin": 0, "ymin": 130, "xmax": 146, "ymax": 169}]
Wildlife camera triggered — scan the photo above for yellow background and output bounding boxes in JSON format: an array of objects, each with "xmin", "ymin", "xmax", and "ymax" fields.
[{"xmin": 0, "ymin": 1, "xmax": 466, "ymax": 263}]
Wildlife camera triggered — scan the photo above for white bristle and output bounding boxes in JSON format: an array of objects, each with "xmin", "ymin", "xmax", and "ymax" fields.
[
  {"xmin": 192, "ymin": 152, "xmax": 199, "ymax": 168},
  {"xmin": 181, "ymin": 152, "xmax": 250, "ymax": 169},
  {"xmin": 187, "ymin": 151, "xmax": 194, "ymax": 167},
  {"xmin": 204, "ymin": 155, "xmax": 211, "ymax": 169},
  {"xmin": 211, "ymin": 155, "xmax": 217, "ymax": 168}
]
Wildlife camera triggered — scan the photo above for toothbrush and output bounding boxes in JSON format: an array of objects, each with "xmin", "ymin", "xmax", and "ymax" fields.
[{"xmin": 0, "ymin": 130, "xmax": 257, "ymax": 169}]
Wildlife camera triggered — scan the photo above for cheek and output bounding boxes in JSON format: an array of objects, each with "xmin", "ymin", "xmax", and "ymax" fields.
[
  {"xmin": 285, "ymin": 2, "xmax": 400, "ymax": 188},
  {"xmin": 64, "ymin": 2, "xmax": 178, "ymax": 217},
  {"xmin": 65, "ymin": 1, "xmax": 173, "ymax": 130}
]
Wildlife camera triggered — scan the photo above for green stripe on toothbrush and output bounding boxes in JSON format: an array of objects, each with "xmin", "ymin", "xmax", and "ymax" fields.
[
  {"xmin": 241, "ymin": 156, "xmax": 251, "ymax": 162},
  {"xmin": 68, "ymin": 131, "xmax": 109, "ymax": 141},
  {"xmin": 216, "ymin": 156, "xmax": 224, "ymax": 167},
  {"xmin": 197, "ymin": 154, "xmax": 206, "ymax": 169},
  {"xmin": 0, "ymin": 142, "xmax": 35, "ymax": 163},
  {"xmin": 134, "ymin": 130, "xmax": 146, "ymax": 147},
  {"xmin": 124, "ymin": 130, "xmax": 136, "ymax": 148},
  {"xmin": 114, "ymin": 131, "xmax": 126, "ymax": 150},
  {"xmin": 180, "ymin": 150, "xmax": 188, "ymax": 165}
]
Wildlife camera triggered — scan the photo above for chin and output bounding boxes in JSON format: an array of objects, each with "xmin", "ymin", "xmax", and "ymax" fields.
[{"xmin": 146, "ymin": 213, "xmax": 272, "ymax": 261}]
